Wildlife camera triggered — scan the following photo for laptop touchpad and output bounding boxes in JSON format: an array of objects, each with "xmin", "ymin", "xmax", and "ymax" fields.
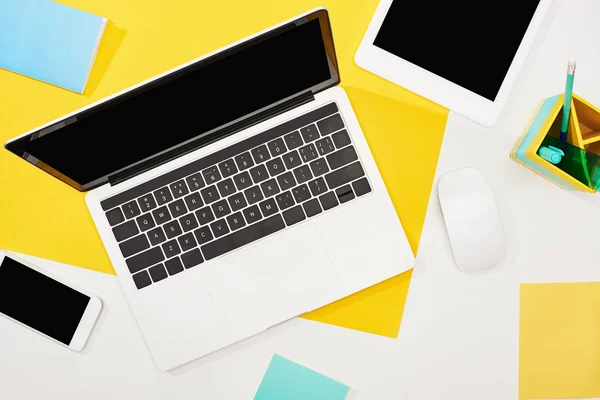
[{"xmin": 200, "ymin": 222, "xmax": 342, "ymax": 341}]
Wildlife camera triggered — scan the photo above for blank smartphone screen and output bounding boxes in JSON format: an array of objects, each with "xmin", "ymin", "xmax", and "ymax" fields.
[
  {"xmin": 374, "ymin": 1, "xmax": 541, "ymax": 101},
  {"xmin": 0, "ymin": 256, "xmax": 90, "ymax": 345}
]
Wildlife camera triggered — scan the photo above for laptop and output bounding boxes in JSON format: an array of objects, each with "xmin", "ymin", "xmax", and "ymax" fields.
[{"xmin": 5, "ymin": 8, "xmax": 414, "ymax": 371}]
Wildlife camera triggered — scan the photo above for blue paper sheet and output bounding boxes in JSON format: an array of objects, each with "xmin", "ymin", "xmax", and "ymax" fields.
[
  {"xmin": 254, "ymin": 354, "xmax": 350, "ymax": 400},
  {"xmin": 0, "ymin": 0, "xmax": 106, "ymax": 93}
]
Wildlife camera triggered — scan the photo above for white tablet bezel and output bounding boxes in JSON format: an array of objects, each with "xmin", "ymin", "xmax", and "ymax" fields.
[{"xmin": 355, "ymin": 0, "xmax": 553, "ymax": 126}]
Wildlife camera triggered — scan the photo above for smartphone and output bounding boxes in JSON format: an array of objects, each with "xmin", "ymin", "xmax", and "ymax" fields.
[{"xmin": 0, "ymin": 251, "xmax": 102, "ymax": 351}]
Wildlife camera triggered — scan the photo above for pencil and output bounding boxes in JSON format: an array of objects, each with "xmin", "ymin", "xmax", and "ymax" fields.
[{"xmin": 560, "ymin": 59, "xmax": 576, "ymax": 144}]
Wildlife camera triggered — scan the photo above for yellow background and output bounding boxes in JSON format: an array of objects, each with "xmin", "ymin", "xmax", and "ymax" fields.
[
  {"xmin": 520, "ymin": 282, "xmax": 600, "ymax": 399},
  {"xmin": 0, "ymin": 0, "xmax": 447, "ymax": 337}
]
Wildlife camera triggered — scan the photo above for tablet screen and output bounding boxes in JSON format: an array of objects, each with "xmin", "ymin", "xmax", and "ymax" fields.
[{"xmin": 374, "ymin": 1, "xmax": 540, "ymax": 101}]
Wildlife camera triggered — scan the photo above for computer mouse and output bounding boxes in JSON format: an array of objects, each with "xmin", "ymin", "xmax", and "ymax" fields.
[{"xmin": 437, "ymin": 168, "xmax": 505, "ymax": 273}]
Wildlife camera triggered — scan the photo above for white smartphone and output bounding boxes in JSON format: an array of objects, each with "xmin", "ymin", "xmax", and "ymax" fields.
[{"xmin": 0, "ymin": 251, "xmax": 102, "ymax": 351}]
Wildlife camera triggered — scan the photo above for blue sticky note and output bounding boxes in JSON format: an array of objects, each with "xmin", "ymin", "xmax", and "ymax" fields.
[
  {"xmin": 0, "ymin": 0, "xmax": 107, "ymax": 93},
  {"xmin": 254, "ymin": 354, "xmax": 350, "ymax": 400}
]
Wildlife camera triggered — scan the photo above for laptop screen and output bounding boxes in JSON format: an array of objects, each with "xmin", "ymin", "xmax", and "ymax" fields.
[{"xmin": 5, "ymin": 10, "xmax": 338, "ymax": 191}]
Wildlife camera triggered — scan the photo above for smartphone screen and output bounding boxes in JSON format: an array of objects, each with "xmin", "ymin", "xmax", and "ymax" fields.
[{"xmin": 0, "ymin": 255, "xmax": 91, "ymax": 345}]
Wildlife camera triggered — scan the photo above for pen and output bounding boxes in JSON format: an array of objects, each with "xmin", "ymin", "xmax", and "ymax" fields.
[{"xmin": 560, "ymin": 59, "xmax": 576, "ymax": 144}]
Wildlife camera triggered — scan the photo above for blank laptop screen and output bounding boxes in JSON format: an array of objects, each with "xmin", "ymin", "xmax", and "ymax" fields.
[{"xmin": 6, "ymin": 13, "xmax": 336, "ymax": 190}]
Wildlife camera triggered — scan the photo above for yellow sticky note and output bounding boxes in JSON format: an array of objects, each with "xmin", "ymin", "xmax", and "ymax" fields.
[
  {"xmin": 0, "ymin": 0, "xmax": 447, "ymax": 337},
  {"xmin": 520, "ymin": 282, "xmax": 600, "ymax": 400}
]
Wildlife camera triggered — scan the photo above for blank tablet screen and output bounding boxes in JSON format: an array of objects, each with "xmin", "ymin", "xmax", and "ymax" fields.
[{"xmin": 374, "ymin": 1, "xmax": 540, "ymax": 101}]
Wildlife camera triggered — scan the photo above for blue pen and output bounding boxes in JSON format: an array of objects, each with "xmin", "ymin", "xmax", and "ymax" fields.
[{"xmin": 560, "ymin": 59, "xmax": 576, "ymax": 144}]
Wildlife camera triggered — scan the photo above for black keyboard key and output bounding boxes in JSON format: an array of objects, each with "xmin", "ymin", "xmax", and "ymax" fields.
[
  {"xmin": 122, "ymin": 200, "xmax": 141, "ymax": 219},
  {"xmin": 203, "ymin": 166, "xmax": 221, "ymax": 184},
  {"xmin": 152, "ymin": 206, "xmax": 171, "ymax": 225},
  {"xmin": 120, "ymin": 234, "xmax": 150, "ymax": 258},
  {"xmin": 327, "ymin": 146, "xmax": 358, "ymax": 170},
  {"xmin": 170, "ymin": 180, "xmax": 189, "ymax": 198},
  {"xmin": 325, "ymin": 161, "xmax": 365, "ymax": 189},
  {"xmin": 218, "ymin": 159, "xmax": 238, "ymax": 178},
  {"xmin": 243, "ymin": 205, "xmax": 262, "ymax": 224},
  {"xmin": 168, "ymin": 199, "xmax": 187, "ymax": 218},
  {"xmin": 200, "ymin": 185, "xmax": 220, "ymax": 204},
  {"xmin": 292, "ymin": 184, "xmax": 311, "ymax": 203},
  {"xmin": 148, "ymin": 227, "xmax": 167, "ymax": 246},
  {"xmin": 234, "ymin": 152, "xmax": 255, "ymax": 170},
  {"xmin": 228, "ymin": 192, "xmax": 247, "ymax": 212},
  {"xmin": 186, "ymin": 173, "xmax": 205, "ymax": 192},
  {"xmin": 284, "ymin": 131, "xmax": 303, "ymax": 150},
  {"xmin": 293, "ymin": 165, "xmax": 313, "ymax": 184},
  {"xmin": 260, "ymin": 178, "xmax": 280, "ymax": 198},
  {"xmin": 165, "ymin": 257, "xmax": 184, "ymax": 276},
  {"xmin": 154, "ymin": 187, "xmax": 173, "ymax": 206},
  {"xmin": 336, "ymin": 185, "xmax": 355, "ymax": 204},
  {"xmin": 149, "ymin": 264, "xmax": 168, "ymax": 282},
  {"xmin": 303, "ymin": 198, "xmax": 322, "ymax": 218},
  {"xmin": 217, "ymin": 178, "xmax": 236, "ymax": 197},
  {"xmin": 283, "ymin": 205, "xmax": 306, "ymax": 226},
  {"xmin": 178, "ymin": 232, "xmax": 197, "ymax": 252},
  {"xmin": 352, "ymin": 177, "xmax": 372, "ymax": 197},
  {"xmin": 317, "ymin": 114, "xmax": 344, "ymax": 136},
  {"xmin": 163, "ymin": 220, "xmax": 182, "ymax": 239},
  {"xmin": 133, "ymin": 270, "xmax": 152, "ymax": 289},
  {"xmin": 194, "ymin": 226, "xmax": 214, "ymax": 245},
  {"xmin": 268, "ymin": 137, "xmax": 287, "ymax": 156},
  {"xmin": 227, "ymin": 212, "xmax": 246, "ymax": 231},
  {"xmin": 332, "ymin": 129, "xmax": 351, "ymax": 148},
  {"xmin": 181, "ymin": 249, "xmax": 204, "ymax": 269},
  {"xmin": 244, "ymin": 185, "xmax": 264, "ymax": 205},
  {"xmin": 113, "ymin": 220, "xmax": 139, "ymax": 242},
  {"xmin": 275, "ymin": 191, "xmax": 295, "ymax": 210},
  {"xmin": 210, "ymin": 219, "xmax": 230, "ymax": 238},
  {"xmin": 259, "ymin": 198, "xmax": 278, "ymax": 217},
  {"xmin": 212, "ymin": 199, "xmax": 231, "ymax": 219},
  {"xmin": 308, "ymin": 177, "xmax": 328, "ymax": 196},
  {"xmin": 179, "ymin": 213, "xmax": 199, "ymax": 232},
  {"xmin": 126, "ymin": 247, "xmax": 164, "ymax": 274},
  {"xmin": 309, "ymin": 158, "xmax": 329, "ymax": 177},
  {"xmin": 249, "ymin": 164, "xmax": 269, "ymax": 184},
  {"xmin": 251, "ymin": 145, "xmax": 271, "ymax": 163},
  {"xmin": 162, "ymin": 239, "xmax": 181, "ymax": 258},
  {"xmin": 195, "ymin": 206, "xmax": 215, "ymax": 225},
  {"xmin": 184, "ymin": 192, "xmax": 204, "ymax": 212},
  {"xmin": 299, "ymin": 144, "xmax": 318, "ymax": 163},
  {"xmin": 315, "ymin": 136, "xmax": 335, "ymax": 156},
  {"xmin": 300, "ymin": 124, "xmax": 320, "ymax": 142},
  {"xmin": 319, "ymin": 192, "xmax": 339, "ymax": 211},
  {"xmin": 277, "ymin": 171, "xmax": 296, "ymax": 191},
  {"xmin": 282, "ymin": 150, "xmax": 302, "ymax": 169},
  {"xmin": 136, "ymin": 213, "xmax": 155, "ymax": 232},
  {"xmin": 202, "ymin": 215, "xmax": 285, "ymax": 260},
  {"xmin": 106, "ymin": 208, "xmax": 125, "ymax": 226},
  {"xmin": 266, "ymin": 157, "xmax": 286, "ymax": 176},
  {"xmin": 233, "ymin": 171, "xmax": 253, "ymax": 190},
  {"xmin": 137, "ymin": 194, "xmax": 157, "ymax": 213}
]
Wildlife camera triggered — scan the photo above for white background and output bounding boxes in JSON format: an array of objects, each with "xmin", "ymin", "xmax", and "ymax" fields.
[{"xmin": 2, "ymin": 0, "xmax": 600, "ymax": 398}]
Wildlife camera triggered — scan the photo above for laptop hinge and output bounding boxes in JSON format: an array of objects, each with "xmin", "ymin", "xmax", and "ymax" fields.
[{"xmin": 108, "ymin": 91, "xmax": 315, "ymax": 187}]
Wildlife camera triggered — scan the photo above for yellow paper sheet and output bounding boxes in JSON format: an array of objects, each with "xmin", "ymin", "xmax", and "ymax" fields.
[
  {"xmin": 0, "ymin": 0, "xmax": 447, "ymax": 337},
  {"xmin": 520, "ymin": 282, "xmax": 600, "ymax": 400}
]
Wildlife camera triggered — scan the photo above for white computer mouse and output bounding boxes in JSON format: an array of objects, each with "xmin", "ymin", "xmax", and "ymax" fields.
[{"xmin": 438, "ymin": 168, "xmax": 505, "ymax": 273}]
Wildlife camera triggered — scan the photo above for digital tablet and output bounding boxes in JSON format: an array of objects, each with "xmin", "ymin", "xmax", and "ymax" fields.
[{"xmin": 355, "ymin": 0, "xmax": 553, "ymax": 126}]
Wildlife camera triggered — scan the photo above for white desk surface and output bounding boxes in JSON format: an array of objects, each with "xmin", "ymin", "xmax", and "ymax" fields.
[{"xmin": 2, "ymin": 1, "xmax": 600, "ymax": 399}]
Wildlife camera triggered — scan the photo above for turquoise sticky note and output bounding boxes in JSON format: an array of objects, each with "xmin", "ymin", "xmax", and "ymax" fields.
[
  {"xmin": 0, "ymin": 0, "xmax": 107, "ymax": 93},
  {"xmin": 254, "ymin": 354, "xmax": 350, "ymax": 400}
]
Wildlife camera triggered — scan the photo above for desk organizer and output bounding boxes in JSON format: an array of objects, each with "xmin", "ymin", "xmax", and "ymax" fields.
[{"xmin": 511, "ymin": 93, "xmax": 600, "ymax": 192}]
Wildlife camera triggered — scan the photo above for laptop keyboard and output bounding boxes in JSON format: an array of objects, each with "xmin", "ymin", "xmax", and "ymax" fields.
[{"xmin": 101, "ymin": 103, "xmax": 372, "ymax": 290}]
